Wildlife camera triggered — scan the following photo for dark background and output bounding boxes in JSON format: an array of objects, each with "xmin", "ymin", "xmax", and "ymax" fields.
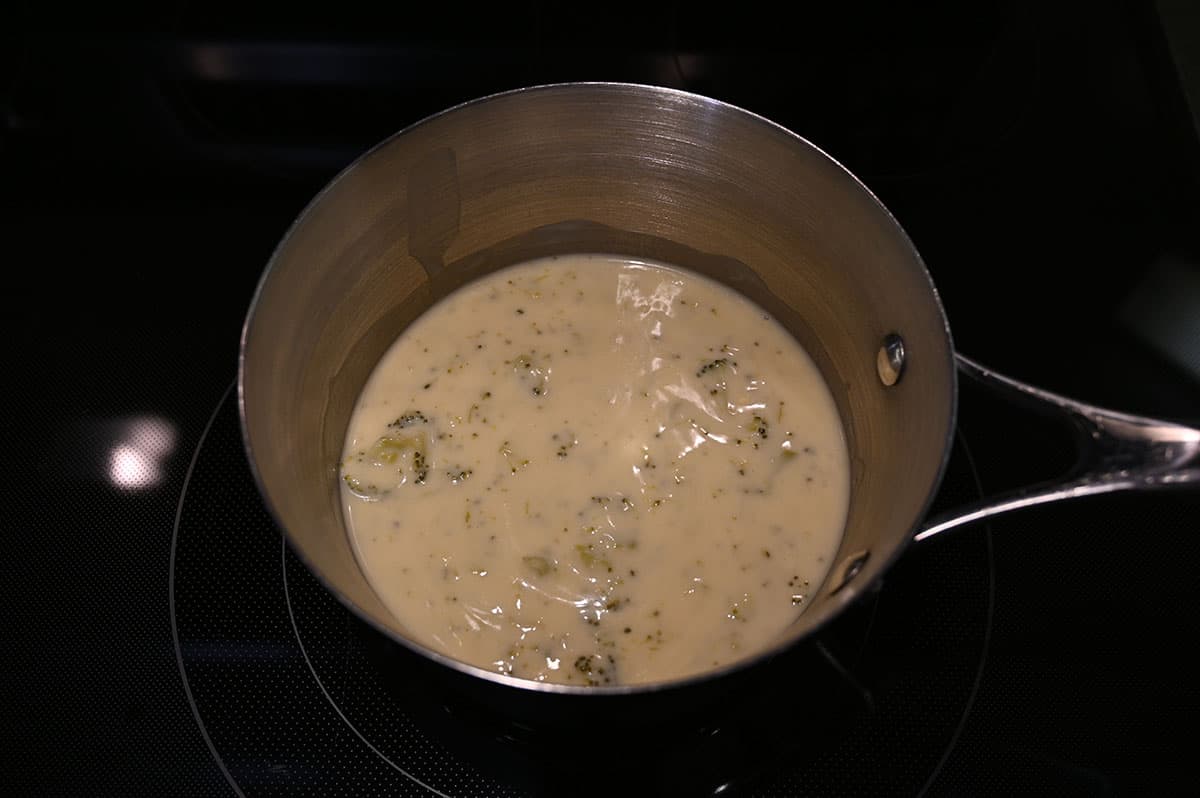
[{"xmin": 3, "ymin": 1, "xmax": 1199, "ymax": 795}]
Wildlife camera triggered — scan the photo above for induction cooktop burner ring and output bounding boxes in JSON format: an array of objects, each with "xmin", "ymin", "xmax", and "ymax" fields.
[
  {"xmin": 282, "ymin": 535, "xmax": 451, "ymax": 797},
  {"xmin": 170, "ymin": 379, "xmax": 244, "ymax": 798},
  {"xmin": 917, "ymin": 433, "xmax": 994, "ymax": 797}
]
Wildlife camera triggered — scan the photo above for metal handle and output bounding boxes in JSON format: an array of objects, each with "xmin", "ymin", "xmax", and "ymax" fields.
[{"xmin": 915, "ymin": 354, "xmax": 1200, "ymax": 542}]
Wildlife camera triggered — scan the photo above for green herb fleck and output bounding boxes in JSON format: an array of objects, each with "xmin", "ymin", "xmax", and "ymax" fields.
[
  {"xmin": 749, "ymin": 414, "xmax": 769, "ymax": 440},
  {"xmin": 696, "ymin": 358, "xmax": 733, "ymax": 377},
  {"xmin": 522, "ymin": 555, "xmax": 552, "ymax": 576},
  {"xmin": 389, "ymin": 410, "xmax": 428, "ymax": 428},
  {"xmin": 446, "ymin": 467, "xmax": 473, "ymax": 484}
]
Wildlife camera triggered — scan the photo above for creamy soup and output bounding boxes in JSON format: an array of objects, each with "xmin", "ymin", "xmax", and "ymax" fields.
[{"xmin": 340, "ymin": 254, "xmax": 849, "ymax": 686}]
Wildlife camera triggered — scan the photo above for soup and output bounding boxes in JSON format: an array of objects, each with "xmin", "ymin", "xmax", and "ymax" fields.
[{"xmin": 340, "ymin": 254, "xmax": 849, "ymax": 685}]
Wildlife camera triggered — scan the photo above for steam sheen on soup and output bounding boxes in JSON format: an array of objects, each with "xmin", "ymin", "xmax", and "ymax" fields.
[{"xmin": 340, "ymin": 255, "xmax": 849, "ymax": 686}]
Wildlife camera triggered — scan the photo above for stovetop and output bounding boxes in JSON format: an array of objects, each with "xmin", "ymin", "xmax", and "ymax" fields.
[{"xmin": 5, "ymin": 3, "xmax": 1200, "ymax": 795}]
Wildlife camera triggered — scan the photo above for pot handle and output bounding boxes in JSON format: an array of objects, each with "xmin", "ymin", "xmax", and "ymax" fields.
[{"xmin": 915, "ymin": 354, "xmax": 1200, "ymax": 542}]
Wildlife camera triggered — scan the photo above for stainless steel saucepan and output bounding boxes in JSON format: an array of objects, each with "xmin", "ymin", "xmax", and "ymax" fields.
[{"xmin": 239, "ymin": 83, "xmax": 1199, "ymax": 700}]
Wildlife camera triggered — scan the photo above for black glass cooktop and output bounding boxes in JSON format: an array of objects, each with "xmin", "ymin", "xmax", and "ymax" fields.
[
  {"xmin": 170, "ymin": 384, "xmax": 993, "ymax": 797},
  {"xmin": 6, "ymin": 3, "xmax": 1200, "ymax": 795}
]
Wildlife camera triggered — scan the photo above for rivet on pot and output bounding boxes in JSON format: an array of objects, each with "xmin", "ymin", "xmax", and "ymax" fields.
[
  {"xmin": 828, "ymin": 549, "xmax": 871, "ymax": 595},
  {"xmin": 877, "ymin": 334, "xmax": 906, "ymax": 386}
]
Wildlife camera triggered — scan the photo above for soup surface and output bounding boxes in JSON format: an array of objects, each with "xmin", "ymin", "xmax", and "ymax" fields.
[{"xmin": 341, "ymin": 254, "xmax": 849, "ymax": 685}]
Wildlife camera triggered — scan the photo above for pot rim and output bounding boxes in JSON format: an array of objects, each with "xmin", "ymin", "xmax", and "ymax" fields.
[{"xmin": 237, "ymin": 81, "xmax": 959, "ymax": 697}]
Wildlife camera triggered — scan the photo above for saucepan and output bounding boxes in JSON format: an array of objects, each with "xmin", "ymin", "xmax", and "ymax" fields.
[{"xmin": 238, "ymin": 83, "xmax": 1199, "ymax": 712}]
